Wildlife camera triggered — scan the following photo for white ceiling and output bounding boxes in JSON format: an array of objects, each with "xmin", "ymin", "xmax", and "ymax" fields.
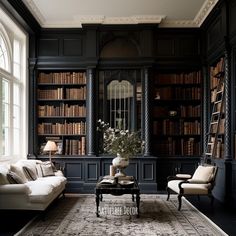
[{"xmin": 23, "ymin": 0, "xmax": 219, "ymax": 28}]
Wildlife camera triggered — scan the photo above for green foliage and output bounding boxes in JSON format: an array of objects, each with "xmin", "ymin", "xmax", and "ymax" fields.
[{"xmin": 97, "ymin": 120, "xmax": 144, "ymax": 159}]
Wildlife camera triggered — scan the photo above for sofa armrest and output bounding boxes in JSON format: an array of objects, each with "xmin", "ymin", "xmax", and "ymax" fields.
[{"xmin": 0, "ymin": 184, "xmax": 31, "ymax": 194}]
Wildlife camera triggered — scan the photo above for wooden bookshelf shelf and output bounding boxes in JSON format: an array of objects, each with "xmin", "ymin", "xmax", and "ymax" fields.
[
  {"xmin": 36, "ymin": 71, "xmax": 87, "ymax": 156},
  {"xmin": 152, "ymin": 71, "xmax": 202, "ymax": 157}
]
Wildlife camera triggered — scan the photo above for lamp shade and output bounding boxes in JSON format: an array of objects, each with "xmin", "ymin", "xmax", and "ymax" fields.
[{"xmin": 43, "ymin": 141, "xmax": 58, "ymax": 152}]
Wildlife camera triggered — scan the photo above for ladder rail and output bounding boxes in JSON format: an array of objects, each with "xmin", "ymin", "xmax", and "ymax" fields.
[{"xmin": 204, "ymin": 75, "xmax": 225, "ymax": 164}]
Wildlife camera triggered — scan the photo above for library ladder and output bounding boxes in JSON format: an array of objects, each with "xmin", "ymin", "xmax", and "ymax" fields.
[{"xmin": 204, "ymin": 73, "xmax": 225, "ymax": 163}]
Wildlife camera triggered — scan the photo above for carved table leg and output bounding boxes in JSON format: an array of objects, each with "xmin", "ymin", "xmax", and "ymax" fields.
[
  {"xmin": 136, "ymin": 193, "xmax": 140, "ymax": 218},
  {"xmin": 96, "ymin": 192, "xmax": 100, "ymax": 217}
]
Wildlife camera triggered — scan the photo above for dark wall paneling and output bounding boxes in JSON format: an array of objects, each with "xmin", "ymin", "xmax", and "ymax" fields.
[
  {"xmin": 38, "ymin": 39, "xmax": 59, "ymax": 57},
  {"xmin": 125, "ymin": 162, "xmax": 138, "ymax": 179},
  {"xmin": 180, "ymin": 37, "xmax": 200, "ymax": 57},
  {"xmin": 65, "ymin": 162, "xmax": 83, "ymax": 181},
  {"xmin": 85, "ymin": 161, "xmax": 100, "ymax": 181},
  {"xmin": 141, "ymin": 162, "xmax": 155, "ymax": 181},
  {"xmin": 232, "ymin": 161, "xmax": 236, "ymax": 207},
  {"xmin": 63, "ymin": 39, "xmax": 82, "ymax": 56},
  {"xmin": 212, "ymin": 160, "xmax": 226, "ymax": 202},
  {"xmin": 205, "ymin": 2, "xmax": 227, "ymax": 60},
  {"xmin": 156, "ymin": 38, "xmax": 175, "ymax": 57},
  {"xmin": 229, "ymin": 0, "xmax": 236, "ymax": 45},
  {"xmin": 101, "ymin": 159, "xmax": 113, "ymax": 176},
  {"xmin": 180, "ymin": 162, "xmax": 198, "ymax": 175}
]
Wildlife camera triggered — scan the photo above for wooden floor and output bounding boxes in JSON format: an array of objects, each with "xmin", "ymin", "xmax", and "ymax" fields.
[
  {"xmin": 0, "ymin": 195, "xmax": 235, "ymax": 236},
  {"xmin": 187, "ymin": 196, "xmax": 236, "ymax": 236}
]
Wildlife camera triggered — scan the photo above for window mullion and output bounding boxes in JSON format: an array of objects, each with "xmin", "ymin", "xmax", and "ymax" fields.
[
  {"xmin": 9, "ymin": 79, "xmax": 13, "ymax": 156},
  {"xmin": 0, "ymin": 77, "xmax": 2, "ymax": 155}
]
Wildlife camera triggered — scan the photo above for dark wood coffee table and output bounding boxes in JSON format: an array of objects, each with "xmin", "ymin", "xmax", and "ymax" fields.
[{"xmin": 95, "ymin": 176, "xmax": 140, "ymax": 217}]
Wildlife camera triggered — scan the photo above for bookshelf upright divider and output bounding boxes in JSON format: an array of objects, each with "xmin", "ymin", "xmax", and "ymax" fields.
[{"xmin": 37, "ymin": 71, "xmax": 87, "ymax": 157}]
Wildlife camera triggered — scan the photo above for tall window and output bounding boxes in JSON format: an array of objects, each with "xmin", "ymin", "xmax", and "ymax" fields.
[
  {"xmin": 0, "ymin": 12, "xmax": 27, "ymax": 160},
  {"xmin": 0, "ymin": 34, "xmax": 9, "ymax": 71}
]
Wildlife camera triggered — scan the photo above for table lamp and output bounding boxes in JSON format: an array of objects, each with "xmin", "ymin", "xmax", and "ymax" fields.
[{"xmin": 43, "ymin": 141, "xmax": 58, "ymax": 162}]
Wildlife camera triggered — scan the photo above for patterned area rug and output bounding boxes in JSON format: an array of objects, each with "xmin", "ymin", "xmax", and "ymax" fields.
[{"xmin": 16, "ymin": 194, "xmax": 227, "ymax": 236}]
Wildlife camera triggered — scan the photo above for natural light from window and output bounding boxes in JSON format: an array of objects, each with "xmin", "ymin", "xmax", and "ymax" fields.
[{"xmin": 0, "ymin": 7, "xmax": 27, "ymax": 161}]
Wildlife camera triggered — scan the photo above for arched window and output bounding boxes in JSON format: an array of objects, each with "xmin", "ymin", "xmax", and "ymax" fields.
[
  {"xmin": 0, "ymin": 9, "xmax": 27, "ymax": 160},
  {"xmin": 0, "ymin": 34, "xmax": 9, "ymax": 71}
]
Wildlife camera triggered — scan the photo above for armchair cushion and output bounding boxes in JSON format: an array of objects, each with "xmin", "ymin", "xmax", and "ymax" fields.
[{"xmin": 191, "ymin": 165, "xmax": 215, "ymax": 183}]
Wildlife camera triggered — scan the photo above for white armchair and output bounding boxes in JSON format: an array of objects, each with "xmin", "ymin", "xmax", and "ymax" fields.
[{"xmin": 166, "ymin": 165, "xmax": 218, "ymax": 210}]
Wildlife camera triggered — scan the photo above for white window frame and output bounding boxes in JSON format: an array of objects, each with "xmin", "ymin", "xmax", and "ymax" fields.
[{"xmin": 0, "ymin": 8, "xmax": 28, "ymax": 162}]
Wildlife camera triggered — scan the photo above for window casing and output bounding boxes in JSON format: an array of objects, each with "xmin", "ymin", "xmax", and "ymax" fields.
[{"xmin": 0, "ymin": 12, "xmax": 27, "ymax": 160}]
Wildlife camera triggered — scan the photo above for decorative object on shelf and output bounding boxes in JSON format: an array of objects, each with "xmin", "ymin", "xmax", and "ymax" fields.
[
  {"xmin": 43, "ymin": 140, "xmax": 58, "ymax": 162},
  {"xmin": 169, "ymin": 110, "xmax": 177, "ymax": 117},
  {"xmin": 97, "ymin": 119, "xmax": 144, "ymax": 176}
]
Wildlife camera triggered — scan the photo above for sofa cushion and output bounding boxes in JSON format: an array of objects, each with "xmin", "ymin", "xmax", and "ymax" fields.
[
  {"xmin": 23, "ymin": 166, "xmax": 37, "ymax": 181},
  {"xmin": 0, "ymin": 165, "xmax": 10, "ymax": 185},
  {"xmin": 25, "ymin": 181, "xmax": 54, "ymax": 203},
  {"xmin": 40, "ymin": 162, "xmax": 55, "ymax": 177},
  {"xmin": 7, "ymin": 171, "xmax": 25, "ymax": 184},
  {"xmin": 191, "ymin": 165, "xmax": 215, "ymax": 183},
  {"xmin": 10, "ymin": 164, "xmax": 28, "ymax": 183}
]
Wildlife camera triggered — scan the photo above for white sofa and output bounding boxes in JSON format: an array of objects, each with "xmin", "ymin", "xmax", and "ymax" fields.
[{"xmin": 0, "ymin": 159, "xmax": 67, "ymax": 211}]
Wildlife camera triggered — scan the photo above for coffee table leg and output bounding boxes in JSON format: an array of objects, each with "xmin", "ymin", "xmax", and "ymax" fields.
[
  {"xmin": 96, "ymin": 192, "xmax": 100, "ymax": 217},
  {"xmin": 132, "ymin": 194, "xmax": 134, "ymax": 202},
  {"xmin": 136, "ymin": 193, "xmax": 140, "ymax": 218}
]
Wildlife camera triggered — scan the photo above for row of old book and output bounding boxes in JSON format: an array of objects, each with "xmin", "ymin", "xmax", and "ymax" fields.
[
  {"xmin": 154, "ymin": 71, "xmax": 201, "ymax": 85},
  {"xmin": 38, "ymin": 121, "xmax": 86, "ymax": 135},
  {"xmin": 64, "ymin": 138, "xmax": 86, "ymax": 155},
  {"xmin": 38, "ymin": 72, "xmax": 86, "ymax": 84},
  {"xmin": 154, "ymin": 87, "xmax": 201, "ymax": 100},
  {"xmin": 153, "ymin": 105, "xmax": 201, "ymax": 117},
  {"xmin": 153, "ymin": 120, "xmax": 201, "ymax": 135},
  {"xmin": 37, "ymin": 87, "xmax": 86, "ymax": 100},
  {"xmin": 210, "ymin": 58, "xmax": 224, "ymax": 78},
  {"xmin": 210, "ymin": 118, "xmax": 225, "ymax": 134},
  {"xmin": 38, "ymin": 104, "xmax": 86, "ymax": 117},
  {"xmin": 153, "ymin": 137, "xmax": 200, "ymax": 156}
]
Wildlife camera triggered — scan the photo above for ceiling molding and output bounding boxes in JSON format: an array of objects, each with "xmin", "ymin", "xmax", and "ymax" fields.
[
  {"xmin": 22, "ymin": 0, "xmax": 45, "ymax": 26},
  {"xmin": 159, "ymin": 20, "xmax": 198, "ymax": 28},
  {"xmin": 22, "ymin": 0, "xmax": 218, "ymax": 28},
  {"xmin": 194, "ymin": 0, "xmax": 219, "ymax": 26}
]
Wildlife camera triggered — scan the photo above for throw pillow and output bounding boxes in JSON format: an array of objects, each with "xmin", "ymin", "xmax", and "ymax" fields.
[
  {"xmin": 0, "ymin": 166, "xmax": 10, "ymax": 185},
  {"xmin": 7, "ymin": 171, "xmax": 25, "ymax": 184},
  {"xmin": 23, "ymin": 166, "xmax": 37, "ymax": 181},
  {"xmin": 10, "ymin": 164, "xmax": 28, "ymax": 183},
  {"xmin": 191, "ymin": 165, "xmax": 215, "ymax": 183},
  {"xmin": 36, "ymin": 163, "xmax": 43, "ymax": 177},
  {"xmin": 40, "ymin": 162, "xmax": 55, "ymax": 177}
]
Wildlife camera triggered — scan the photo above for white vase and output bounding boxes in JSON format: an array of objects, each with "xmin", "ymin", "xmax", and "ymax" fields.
[{"xmin": 112, "ymin": 154, "xmax": 129, "ymax": 177}]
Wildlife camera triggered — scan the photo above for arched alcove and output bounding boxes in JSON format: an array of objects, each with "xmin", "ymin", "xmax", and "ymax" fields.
[{"xmin": 100, "ymin": 37, "xmax": 140, "ymax": 58}]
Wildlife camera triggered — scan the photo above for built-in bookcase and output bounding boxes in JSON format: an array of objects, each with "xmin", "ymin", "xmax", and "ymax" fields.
[
  {"xmin": 209, "ymin": 58, "xmax": 225, "ymax": 159},
  {"xmin": 37, "ymin": 71, "xmax": 87, "ymax": 156},
  {"xmin": 152, "ymin": 71, "xmax": 202, "ymax": 157}
]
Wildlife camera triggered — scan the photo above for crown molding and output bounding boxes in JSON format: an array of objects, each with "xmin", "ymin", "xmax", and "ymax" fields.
[
  {"xmin": 22, "ymin": 0, "xmax": 45, "ymax": 26},
  {"xmin": 22, "ymin": 0, "xmax": 219, "ymax": 28},
  {"xmin": 194, "ymin": 0, "xmax": 219, "ymax": 26}
]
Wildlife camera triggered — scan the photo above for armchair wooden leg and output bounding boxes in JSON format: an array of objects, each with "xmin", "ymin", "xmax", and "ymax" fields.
[
  {"xmin": 178, "ymin": 195, "xmax": 182, "ymax": 211},
  {"xmin": 166, "ymin": 187, "xmax": 170, "ymax": 201}
]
